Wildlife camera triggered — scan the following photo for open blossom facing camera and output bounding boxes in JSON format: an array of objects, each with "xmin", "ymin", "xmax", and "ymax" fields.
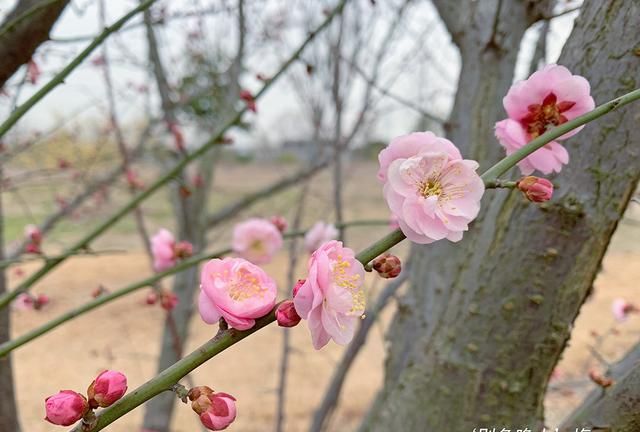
[
  {"xmin": 151, "ymin": 229, "xmax": 193, "ymax": 272},
  {"xmin": 379, "ymin": 132, "xmax": 484, "ymax": 244},
  {"xmin": 294, "ymin": 241, "xmax": 365, "ymax": 350},
  {"xmin": 304, "ymin": 221, "xmax": 339, "ymax": 253},
  {"xmin": 495, "ymin": 64, "xmax": 595, "ymax": 175},
  {"xmin": 199, "ymin": 257, "xmax": 277, "ymax": 330},
  {"xmin": 232, "ymin": 218, "xmax": 283, "ymax": 264}
]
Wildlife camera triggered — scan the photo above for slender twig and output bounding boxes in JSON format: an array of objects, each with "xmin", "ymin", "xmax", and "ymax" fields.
[
  {"xmin": 0, "ymin": 0, "xmax": 349, "ymax": 311},
  {"xmin": 0, "ymin": 0, "xmax": 158, "ymax": 140},
  {"xmin": 484, "ymin": 179, "xmax": 517, "ymax": 189}
]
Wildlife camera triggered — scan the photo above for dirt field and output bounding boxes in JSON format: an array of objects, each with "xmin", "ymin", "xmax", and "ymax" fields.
[{"xmin": 6, "ymin": 162, "xmax": 640, "ymax": 431}]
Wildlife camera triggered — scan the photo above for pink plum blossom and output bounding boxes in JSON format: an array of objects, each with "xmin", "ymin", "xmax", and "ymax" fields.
[
  {"xmin": 495, "ymin": 64, "xmax": 595, "ymax": 175},
  {"xmin": 87, "ymin": 370, "xmax": 128, "ymax": 408},
  {"xmin": 151, "ymin": 229, "xmax": 193, "ymax": 272},
  {"xmin": 380, "ymin": 136, "xmax": 484, "ymax": 244},
  {"xmin": 304, "ymin": 222, "xmax": 338, "ymax": 253},
  {"xmin": 199, "ymin": 257, "xmax": 277, "ymax": 330},
  {"xmin": 294, "ymin": 240, "xmax": 366, "ymax": 349},
  {"xmin": 232, "ymin": 218, "xmax": 283, "ymax": 264},
  {"xmin": 44, "ymin": 390, "xmax": 88, "ymax": 426},
  {"xmin": 199, "ymin": 392, "xmax": 237, "ymax": 431},
  {"xmin": 377, "ymin": 131, "xmax": 461, "ymax": 182}
]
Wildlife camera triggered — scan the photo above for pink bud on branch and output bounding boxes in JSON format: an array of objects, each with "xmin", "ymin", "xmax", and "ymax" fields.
[
  {"xmin": 517, "ymin": 176, "xmax": 553, "ymax": 203},
  {"xmin": 372, "ymin": 253, "xmax": 402, "ymax": 279},
  {"xmin": 87, "ymin": 370, "xmax": 128, "ymax": 409},
  {"xmin": 276, "ymin": 300, "xmax": 301, "ymax": 327},
  {"xmin": 44, "ymin": 390, "xmax": 88, "ymax": 426}
]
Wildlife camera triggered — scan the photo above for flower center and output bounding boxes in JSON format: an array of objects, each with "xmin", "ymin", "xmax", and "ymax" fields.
[
  {"xmin": 227, "ymin": 268, "xmax": 267, "ymax": 301},
  {"xmin": 419, "ymin": 179, "xmax": 443, "ymax": 198},
  {"xmin": 520, "ymin": 93, "xmax": 576, "ymax": 138},
  {"xmin": 249, "ymin": 240, "xmax": 265, "ymax": 254},
  {"xmin": 332, "ymin": 255, "xmax": 365, "ymax": 316}
]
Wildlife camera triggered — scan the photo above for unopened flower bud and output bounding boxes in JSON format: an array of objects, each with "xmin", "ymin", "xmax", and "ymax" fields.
[
  {"xmin": 269, "ymin": 216, "xmax": 288, "ymax": 233},
  {"xmin": 34, "ymin": 293, "xmax": 49, "ymax": 310},
  {"xmin": 292, "ymin": 279, "xmax": 305, "ymax": 297},
  {"xmin": 372, "ymin": 253, "xmax": 402, "ymax": 279},
  {"xmin": 174, "ymin": 241, "xmax": 193, "ymax": 259},
  {"xmin": 612, "ymin": 298, "xmax": 637, "ymax": 322},
  {"xmin": 588, "ymin": 369, "xmax": 613, "ymax": 388},
  {"xmin": 199, "ymin": 392, "xmax": 237, "ymax": 431},
  {"xmin": 239, "ymin": 89, "xmax": 257, "ymax": 112},
  {"xmin": 87, "ymin": 370, "xmax": 128, "ymax": 408},
  {"xmin": 276, "ymin": 300, "xmax": 301, "ymax": 328},
  {"xmin": 517, "ymin": 176, "xmax": 553, "ymax": 203},
  {"xmin": 44, "ymin": 390, "xmax": 88, "ymax": 426},
  {"xmin": 145, "ymin": 291, "xmax": 158, "ymax": 305},
  {"xmin": 160, "ymin": 291, "xmax": 179, "ymax": 311},
  {"xmin": 188, "ymin": 386, "xmax": 214, "ymax": 415}
]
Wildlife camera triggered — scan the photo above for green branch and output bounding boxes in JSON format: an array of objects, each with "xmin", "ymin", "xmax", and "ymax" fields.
[
  {"xmin": 68, "ymin": 226, "xmax": 404, "ymax": 431},
  {"xmin": 0, "ymin": 0, "xmax": 158, "ymax": 139},
  {"xmin": 481, "ymin": 87, "xmax": 640, "ymax": 182},
  {"xmin": 0, "ymin": 0, "xmax": 349, "ymax": 311}
]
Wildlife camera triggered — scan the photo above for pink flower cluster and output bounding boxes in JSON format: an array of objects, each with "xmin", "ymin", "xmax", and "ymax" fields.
[
  {"xmin": 45, "ymin": 370, "xmax": 127, "ymax": 427},
  {"xmin": 198, "ymin": 257, "xmax": 277, "ymax": 330},
  {"xmin": 495, "ymin": 64, "xmax": 594, "ymax": 175},
  {"xmin": 378, "ymin": 132, "xmax": 484, "ymax": 244},
  {"xmin": 293, "ymin": 241, "xmax": 366, "ymax": 349},
  {"xmin": 151, "ymin": 229, "xmax": 193, "ymax": 272}
]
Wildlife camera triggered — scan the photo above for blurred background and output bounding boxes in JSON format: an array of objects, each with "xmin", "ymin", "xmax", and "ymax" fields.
[{"xmin": 1, "ymin": 0, "xmax": 639, "ymax": 431}]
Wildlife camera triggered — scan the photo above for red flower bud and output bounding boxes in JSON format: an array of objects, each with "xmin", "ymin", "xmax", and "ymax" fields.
[
  {"xmin": 199, "ymin": 392, "xmax": 237, "ymax": 431},
  {"xmin": 269, "ymin": 216, "xmax": 288, "ymax": 233},
  {"xmin": 160, "ymin": 291, "xmax": 179, "ymax": 311},
  {"xmin": 517, "ymin": 176, "xmax": 553, "ymax": 203},
  {"xmin": 372, "ymin": 253, "xmax": 402, "ymax": 279},
  {"xmin": 588, "ymin": 370, "xmax": 613, "ymax": 388},
  {"xmin": 188, "ymin": 386, "xmax": 215, "ymax": 415},
  {"xmin": 145, "ymin": 291, "xmax": 158, "ymax": 305},
  {"xmin": 239, "ymin": 89, "xmax": 257, "ymax": 112},
  {"xmin": 44, "ymin": 390, "xmax": 88, "ymax": 426},
  {"xmin": 276, "ymin": 300, "xmax": 301, "ymax": 328},
  {"xmin": 87, "ymin": 370, "xmax": 128, "ymax": 408}
]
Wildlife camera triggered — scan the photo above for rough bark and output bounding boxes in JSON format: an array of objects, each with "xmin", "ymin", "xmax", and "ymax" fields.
[
  {"xmin": 560, "ymin": 342, "xmax": 640, "ymax": 430},
  {"xmin": 363, "ymin": 0, "xmax": 639, "ymax": 430},
  {"xmin": 0, "ymin": 0, "xmax": 70, "ymax": 88}
]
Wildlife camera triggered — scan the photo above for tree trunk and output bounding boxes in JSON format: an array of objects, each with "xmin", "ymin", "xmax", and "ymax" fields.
[
  {"xmin": 0, "ymin": 166, "xmax": 20, "ymax": 432},
  {"xmin": 363, "ymin": 0, "xmax": 639, "ymax": 430},
  {"xmin": 0, "ymin": 0, "xmax": 70, "ymax": 88},
  {"xmin": 142, "ymin": 176, "xmax": 208, "ymax": 431}
]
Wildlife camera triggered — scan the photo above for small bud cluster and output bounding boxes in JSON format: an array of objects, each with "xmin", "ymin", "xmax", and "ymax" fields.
[
  {"xmin": 45, "ymin": 370, "xmax": 127, "ymax": 427},
  {"xmin": 188, "ymin": 386, "xmax": 237, "ymax": 431}
]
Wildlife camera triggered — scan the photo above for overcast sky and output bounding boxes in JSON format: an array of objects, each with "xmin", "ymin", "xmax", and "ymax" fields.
[{"xmin": 0, "ymin": 0, "xmax": 580, "ymax": 150}]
